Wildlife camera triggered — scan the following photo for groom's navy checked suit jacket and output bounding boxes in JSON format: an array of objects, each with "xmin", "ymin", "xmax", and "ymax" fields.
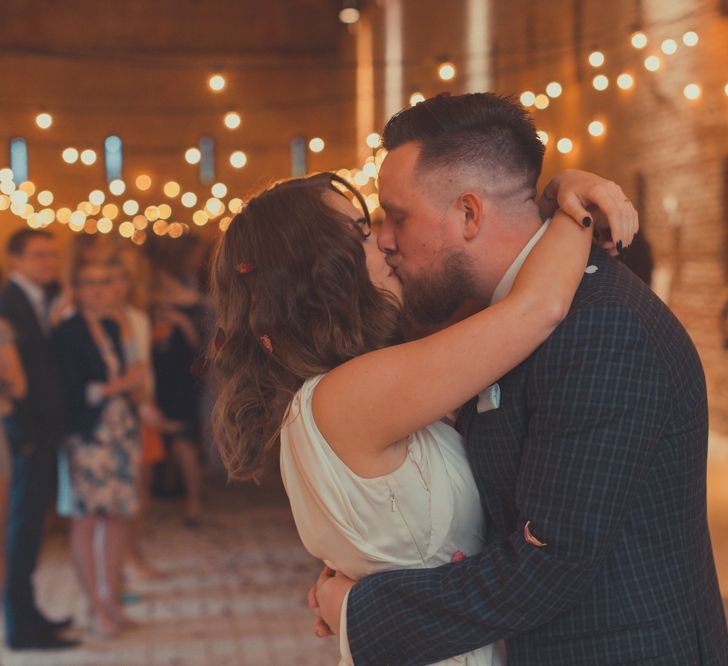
[{"xmin": 347, "ymin": 248, "xmax": 728, "ymax": 665}]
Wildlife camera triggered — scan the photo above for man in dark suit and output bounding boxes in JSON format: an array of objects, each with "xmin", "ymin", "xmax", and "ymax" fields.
[
  {"xmin": 0, "ymin": 228, "xmax": 78, "ymax": 649},
  {"xmin": 312, "ymin": 94, "xmax": 727, "ymax": 664}
]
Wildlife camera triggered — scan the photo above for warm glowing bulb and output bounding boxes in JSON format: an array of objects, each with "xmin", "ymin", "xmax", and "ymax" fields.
[
  {"xmin": 158, "ymin": 203, "xmax": 172, "ymax": 219},
  {"xmin": 617, "ymin": 73, "xmax": 634, "ymax": 90},
  {"xmin": 102, "ymin": 203, "xmax": 119, "ymax": 219},
  {"xmin": 366, "ymin": 133, "xmax": 381, "ymax": 148},
  {"xmin": 661, "ymin": 39, "xmax": 678, "ymax": 55},
  {"xmin": 181, "ymin": 192, "xmax": 198, "ymax": 208},
  {"xmin": 97, "ymin": 217, "xmax": 113, "ymax": 234},
  {"xmin": 211, "ymin": 183, "xmax": 227, "ymax": 198},
  {"xmin": 35, "ymin": 113, "xmax": 53, "ymax": 129},
  {"xmin": 224, "ymin": 112, "xmax": 241, "ymax": 129},
  {"xmin": 339, "ymin": 7, "xmax": 360, "ymax": 24},
  {"xmin": 682, "ymin": 31, "xmax": 698, "ymax": 47},
  {"xmin": 438, "ymin": 62, "xmax": 456, "ymax": 81},
  {"xmin": 536, "ymin": 130, "xmax": 549, "ymax": 145},
  {"xmin": 205, "ymin": 198, "xmax": 224, "ymax": 216},
  {"xmin": 724, "ymin": 83, "xmax": 728, "ymax": 96},
  {"xmin": 0, "ymin": 195, "xmax": 11, "ymax": 211},
  {"xmin": 89, "ymin": 190, "xmax": 105, "ymax": 206},
  {"xmin": 10, "ymin": 191, "xmax": 28, "ymax": 208},
  {"xmin": 109, "ymin": 179, "xmax": 126, "ymax": 196},
  {"xmin": 136, "ymin": 175, "xmax": 152, "ymax": 191},
  {"xmin": 631, "ymin": 32, "xmax": 648, "ymax": 49},
  {"xmin": 144, "ymin": 205, "xmax": 160, "ymax": 222},
  {"xmin": 69, "ymin": 211, "xmax": 86, "ymax": 229},
  {"xmin": 185, "ymin": 148, "xmax": 201, "ymax": 165},
  {"xmin": 228, "ymin": 198, "xmax": 244, "ymax": 213},
  {"xmin": 556, "ymin": 138, "xmax": 574, "ymax": 154},
  {"xmin": 363, "ymin": 162, "xmax": 378, "ymax": 178},
  {"xmin": 133, "ymin": 215, "xmax": 148, "ymax": 230},
  {"xmin": 0, "ymin": 168, "xmax": 13, "ymax": 182},
  {"xmin": 164, "ymin": 181, "xmax": 181, "ymax": 198},
  {"xmin": 534, "ymin": 94, "xmax": 550, "ymax": 110},
  {"xmin": 193, "ymin": 210, "xmax": 209, "ymax": 226},
  {"xmin": 588, "ymin": 51, "xmax": 605, "ymax": 67},
  {"xmin": 152, "ymin": 220, "xmax": 168, "ymax": 236},
  {"xmin": 353, "ymin": 171, "xmax": 369, "ymax": 187},
  {"xmin": 592, "ymin": 75, "xmax": 609, "ymax": 91},
  {"xmin": 545, "ymin": 82, "xmax": 562, "ymax": 98},
  {"xmin": 123, "ymin": 199, "xmax": 139, "ymax": 216},
  {"xmin": 119, "ymin": 221, "xmax": 135, "ymax": 238},
  {"xmin": 56, "ymin": 208, "xmax": 72, "ymax": 224},
  {"xmin": 19, "ymin": 181, "xmax": 36, "ymax": 196},
  {"xmin": 520, "ymin": 91, "xmax": 536, "ymax": 107},
  {"xmin": 588, "ymin": 120, "xmax": 606, "ymax": 137},
  {"xmin": 62, "ymin": 148, "xmax": 79, "ymax": 164},
  {"xmin": 309, "ymin": 137, "xmax": 325, "ymax": 153},
  {"xmin": 683, "ymin": 83, "xmax": 701, "ymax": 100},
  {"xmin": 230, "ymin": 151, "xmax": 247, "ymax": 168},
  {"xmin": 644, "ymin": 56, "xmax": 661, "ymax": 72},
  {"xmin": 0, "ymin": 180, "xmax": 14, "ymax": 195},
  {"xmin": 80, "ymin": 149, "xmax": 97, "ymax": 165},
  {"xmin": 410, "ymin": 92, "xmax": 425, "ymax": 106},
  {"xmin": 209, "ymin": 74, "xmax": 226, "ymax": 91}
]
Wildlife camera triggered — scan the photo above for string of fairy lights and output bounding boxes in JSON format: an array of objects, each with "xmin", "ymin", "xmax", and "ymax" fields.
[{"xmin": 0, "ymin": 18, "xmax": 726, "ymax": 243}]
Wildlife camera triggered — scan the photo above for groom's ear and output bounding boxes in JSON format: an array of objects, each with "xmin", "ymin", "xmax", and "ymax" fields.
[{"xmin": 459, "ymin": 192, "xmax": 485, "ymax": 241}]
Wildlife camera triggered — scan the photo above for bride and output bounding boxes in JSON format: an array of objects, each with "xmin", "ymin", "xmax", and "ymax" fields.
[{"xmin": 209, "ymin": 170, "xmax": 635, "ymax": 665}]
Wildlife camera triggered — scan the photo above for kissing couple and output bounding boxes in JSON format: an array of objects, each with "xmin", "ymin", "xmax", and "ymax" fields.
[{"xmin": 210, "ymin": 93, "xmax": 727, "ymax": 665}]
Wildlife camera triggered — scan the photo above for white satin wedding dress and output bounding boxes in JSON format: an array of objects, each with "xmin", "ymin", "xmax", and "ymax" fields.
[{"xmin": 280, "ymin": 375, "xmax": 506, "ymax": 666}]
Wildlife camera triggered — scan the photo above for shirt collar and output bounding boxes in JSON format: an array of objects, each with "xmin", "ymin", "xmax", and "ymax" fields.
[
  {"xmin": 10, "ymin": 271, "xmax": 45, "ymax": 306},
  {"xmin": 490, "ymin": 219, "xmax": 551, "ymax": 306}
]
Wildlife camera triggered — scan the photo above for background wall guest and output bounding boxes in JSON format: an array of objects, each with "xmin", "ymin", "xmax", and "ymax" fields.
[
  {"xmin": 0, "ymin": 229, "xmax": 78, "ymax": 650},
  {"xmin": 149, "ymin": 237, "xmax": 206, "ymax": 527},
  {"xmin": 0, "ymin": 316, "xmax": 27, "ymax": 593},
  {"xmin": 55, "ymin": 261, "xmax": 146, "ymax": 638}
]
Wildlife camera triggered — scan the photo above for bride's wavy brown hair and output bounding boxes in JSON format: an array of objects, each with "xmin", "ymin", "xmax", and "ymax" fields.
[{"xmin": 210, "ymin": 173, "xmax": 403, "ymax": 482}]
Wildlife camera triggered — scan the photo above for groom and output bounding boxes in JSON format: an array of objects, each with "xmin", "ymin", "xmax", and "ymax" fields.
[{"xmin": 312, "ymin": 93, "xmax": 728, "ymax": 664}]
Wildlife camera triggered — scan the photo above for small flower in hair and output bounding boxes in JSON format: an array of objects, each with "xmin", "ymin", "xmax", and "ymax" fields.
[
  {"xmin": 236, "ymin": 262, "xmax": 254, "ymax": 274},
  {"xmin": 260, "ymin": 334, "xmax": 273, "ymax": 354},
  {"xmin": 214, "ymin": 327, "xmax": 227, "ymax": 353}
]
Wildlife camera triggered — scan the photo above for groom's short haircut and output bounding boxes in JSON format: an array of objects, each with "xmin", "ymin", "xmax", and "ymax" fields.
[{"xmin": 382, "ymin": 92, "xmax": 545, "ymax": 199}]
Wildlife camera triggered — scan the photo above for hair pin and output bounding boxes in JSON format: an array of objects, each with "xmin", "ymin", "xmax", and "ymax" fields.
[{"xmin": 237, "ymin": 262, "xmax": 255, "ymax": 274}]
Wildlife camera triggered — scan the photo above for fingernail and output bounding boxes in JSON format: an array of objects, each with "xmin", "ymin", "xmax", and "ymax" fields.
[
  {"xmin": 582, "ymin": 216, "xmax": 592, "ymax": 228},
  {"xmin": 616, "ymin": 240, "xmax": 623, "ymax": 254}
]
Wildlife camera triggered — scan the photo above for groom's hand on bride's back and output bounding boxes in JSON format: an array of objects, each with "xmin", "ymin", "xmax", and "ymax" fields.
[
  {"xmin": 308, "ymin": 564, "xmax": 355, "ymax": 637},
  {"xmin": 308, "ymin": 565, "xmax": 335, "ymax": 637}
]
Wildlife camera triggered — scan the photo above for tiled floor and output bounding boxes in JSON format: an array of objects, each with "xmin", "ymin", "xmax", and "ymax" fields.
[
  {"xmin": 0, "ymin": 478, "xmax": 340, "ymax": 666},
  {"xmin": 2, "ymin": 436, "xmax": 728, "ymax": 666}
]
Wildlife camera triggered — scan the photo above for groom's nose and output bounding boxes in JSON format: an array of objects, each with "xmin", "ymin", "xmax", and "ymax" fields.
[{"xmin": 377, "ymin": 219, "xmax": 398, "ymax": 256}]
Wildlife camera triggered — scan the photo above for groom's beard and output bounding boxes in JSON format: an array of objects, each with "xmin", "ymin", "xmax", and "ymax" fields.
[{"xmin": 401, "ymin": 247, "xmax": 478, "ymax": 327}]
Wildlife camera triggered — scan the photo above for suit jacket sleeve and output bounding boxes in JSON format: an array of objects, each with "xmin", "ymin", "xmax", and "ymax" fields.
[{"xmin": 345, "ymin": 302, "xmax": 671, "ymax": 666}]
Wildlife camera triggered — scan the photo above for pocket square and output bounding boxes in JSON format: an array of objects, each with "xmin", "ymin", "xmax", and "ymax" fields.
[{"xmin": 476, "ymin": 383, "xmax": 501, "ymax": 413}]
